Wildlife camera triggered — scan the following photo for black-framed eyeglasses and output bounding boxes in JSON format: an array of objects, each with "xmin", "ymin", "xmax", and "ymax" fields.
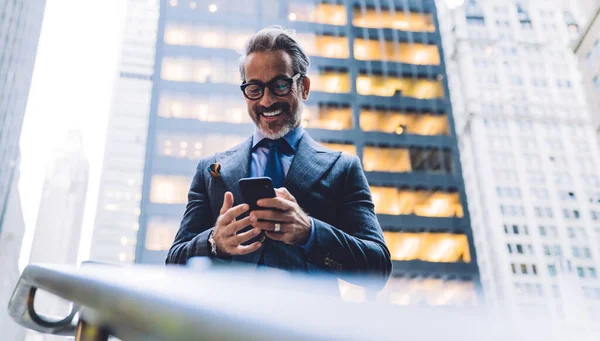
[{"xmin": 240, "ymin": 73, "xmax": 303, "ymax": 100}]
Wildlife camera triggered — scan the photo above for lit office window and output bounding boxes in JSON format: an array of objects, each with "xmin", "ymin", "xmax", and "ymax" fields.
[
  {"xmin": 161, "ymin": 57, "xmax": 239, "ymax": 84},
  {"xmin": 156, "ymin": 133, "xmax": 247, "ymax": 160},
  {"xmin": 164, "ymin": 24, "xmax": 251, "ymax": 51},
  {"xmin": 383, "ymin": 232, "xmax": 471, "ymax": 263},
  {"xmin": 321, "ymin": 143, "xmax": 357, "ymax": 155},
  {"xmin": 377, "ymin": 278, "xmax": 477, "ymax": 306},
  {"xmin": 356, "ymin": 75, "xmax": 443, "ymax": 98},
  {"xmin": 360, "ymin": 110, "xmax": 449, "ymax": 135},
  {"xmin": 363, "ymin": 146, "xmax": 411, "ymax": 172},
  {"xmin": 309, "ymin": 71, "xmax": 351, "ymax": 93},
  {"xmin": 370, "ymin": 187, "xmax": 464, "ymax": 217},
  {"xmin": 354, "ymin": 40, "xmax": 440, "ymax": 65},
  {"xmin": 145, "ymin": 217, "xmax": 179, "ymax": 251},
  {"xmin": 150, "ymin": 175, "xmax": 190, "ymax": 204},
  {"xmin": 353, "ymin": 9, "xmax": 435, "ymax": 32},
  {"xmin": 301, "ymin": 105, "xmax": 352, "ymax": 130},
  {"xmin": 296, "ymin": 34, "xmax": 349, "ymax": 59},
  {"xmin": 158, "ymin": 93, "xmax": 249, "ymax": 123},
  {"xmin": 363, "ymin": 146, "xmax": 453, "ymax": 174},
  {"xmin": 288, "ymin": 2, "xmax": 347, "ymax": 25}
]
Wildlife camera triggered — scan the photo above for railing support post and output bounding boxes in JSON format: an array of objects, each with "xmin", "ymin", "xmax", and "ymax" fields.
[{"xmin": 75, "ymin": 319, "xmax": 109, "ymax": 341}]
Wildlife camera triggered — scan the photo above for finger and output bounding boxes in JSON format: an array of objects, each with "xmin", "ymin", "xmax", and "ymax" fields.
[
  {"xmin": 219, "ymin": 203, "xmax": 249, "ymax": 226},
  {"xmin": 234, "ymin": 241, "xmax": 262, "ymax": 255},
  {"xmin": 250, "ymin": 209, "xmax": 292, "ymax": 223},
  {"xmin": 225, "ymin": 215, "xmax": 257, "ymax": 235},
  {"xmin": 220, "ymin": 192, "xmax": 234, "ymax": 215},
  {"xmin": 252, "ymin": 220, "xmax": 288, "ymax": 232},
  {"xmin": 231, "ymin": 227, "xmax": 262, "ymax": 245},
  {"xmin": 275, "ymin": 187, "xmax": 296, "ymax": 202},
  {"xmin": 256, "ymin": 197, "xmax": 295, "ymax": 211}
]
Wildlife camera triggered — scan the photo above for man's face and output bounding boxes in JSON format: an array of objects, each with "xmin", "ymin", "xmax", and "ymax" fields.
[{"xmin": 243, "ymin": 50, "xmax": 309, "ymax": 139}]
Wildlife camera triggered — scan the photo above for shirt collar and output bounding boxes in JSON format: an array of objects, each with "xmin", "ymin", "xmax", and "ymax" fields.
[{"xmin": 252, "ymin": 125, "xmax": 304, "ymax": 152}]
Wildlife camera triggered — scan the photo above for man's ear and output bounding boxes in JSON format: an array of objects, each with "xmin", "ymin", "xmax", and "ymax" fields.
[{"xmin": 301, "ymin": 76, "xmax": 311, "ymax": 100}]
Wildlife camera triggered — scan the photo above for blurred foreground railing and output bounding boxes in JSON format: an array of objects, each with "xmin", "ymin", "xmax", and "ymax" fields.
[{"xmin": 7, "ymin": 260, "xmax": 600, "ymax": 341}]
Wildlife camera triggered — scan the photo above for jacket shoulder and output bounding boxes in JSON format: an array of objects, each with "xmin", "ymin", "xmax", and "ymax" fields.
[{"xmin": 337, "ymin": 151, "xmax": 361, "ymax": 169}]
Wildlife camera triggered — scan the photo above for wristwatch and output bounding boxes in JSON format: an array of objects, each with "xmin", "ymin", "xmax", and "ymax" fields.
[{"xmin": 208, "ymin": 230, "xmax": 218, "ymax": 256}]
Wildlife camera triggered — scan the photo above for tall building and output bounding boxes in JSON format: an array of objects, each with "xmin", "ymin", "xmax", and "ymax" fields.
[
  {"xmin": 136, "ymin": 0, "xmax": 479, "ymax": 305},
  {"xmin": 0, "ymin": 2, "xmax": 46, "ymax": 337},
  {"xmin": 437, "ymin": 0, "xmax": 600, "ymax": 319},
  {"xmin": 89, "ymin": 0, "xmax": 159, "ymax": 264},
  {"xmin": 0, "ymin": 0, "xmax": 46, "ymax": 236},
  {"xmin": 574, "ymin": 5, "xmax": 600, "ymax": 144},
  {"xmin": 28, "ymin": 130, "xmax": 89, "ymax": 328},
  {"xmin": 0, "ymin": 159, "xmax": 26, "ymax": 340}
]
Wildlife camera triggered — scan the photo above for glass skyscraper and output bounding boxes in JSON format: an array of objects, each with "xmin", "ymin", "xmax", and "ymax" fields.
[
  {"xmin": 0, "ymin": 0, "xmax": 46, "ymax": 235},
  {"xmin": 89, "ymin": 0, "xmax": 159, "ymax": 265},
  {"xmin": 0, "ymin": 1, "xmax": 46, "ymax": 337},
  {"xmin": 137, "ymin": 0, "xmax": 479, "ymax": 305}
]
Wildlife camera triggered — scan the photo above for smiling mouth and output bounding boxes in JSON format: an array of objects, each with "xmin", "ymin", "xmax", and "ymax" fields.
[{"xmin": 261, "ymin": 109, "xmax": 283, "ymax": 118}]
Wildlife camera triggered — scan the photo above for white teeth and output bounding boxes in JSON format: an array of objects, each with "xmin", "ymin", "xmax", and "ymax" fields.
[{"xmin": 262, "ymin": 109, "xmax": 282, "ymax": 117}]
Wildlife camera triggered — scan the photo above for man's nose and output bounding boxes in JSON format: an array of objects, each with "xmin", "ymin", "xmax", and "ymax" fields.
[{"xmin": 259, "ymin": 87, "xmax": 277, "ymax": 108}]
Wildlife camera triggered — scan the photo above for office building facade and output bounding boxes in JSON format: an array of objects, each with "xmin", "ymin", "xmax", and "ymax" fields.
[
  {"xmin": 0, "ymin": 1, "xmax": 46, "ymax": 337},
  {"xmin": 437, "ymin": 0, "xmax": 600, "ymax": 319},
  {"xmin": 574, "ymin": 5, "xmax": 600, "ymax": 145},
  {"xmin": 137, "ymin": 0, "xmax": 479, "ymax": 305},
  {"xmin": 0, "ymin": 0, "xmax": 46, "ymax": 235},
  {"xmin": 89, "ymin": 0, "xmax": 159, "ymax": 264}
]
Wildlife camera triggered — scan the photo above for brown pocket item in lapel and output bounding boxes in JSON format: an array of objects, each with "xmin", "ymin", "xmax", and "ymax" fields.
[{"xmin": 208, "ymin": 162, "xmax": 222, "ymax": 179}]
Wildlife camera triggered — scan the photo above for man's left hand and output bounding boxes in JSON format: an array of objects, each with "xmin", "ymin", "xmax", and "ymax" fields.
[{"xmin": 250, "ymin": 188, "xmax": 312, "ymax": 245}]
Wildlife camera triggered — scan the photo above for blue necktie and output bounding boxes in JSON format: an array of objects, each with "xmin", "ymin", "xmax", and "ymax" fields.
[
  {"xmin": 263, "ymin": 139, "xmax": 286, "ymax": 188},
  {"xmin": 258, "ymin": 139, "xmax": 288, "ymax": 266}
]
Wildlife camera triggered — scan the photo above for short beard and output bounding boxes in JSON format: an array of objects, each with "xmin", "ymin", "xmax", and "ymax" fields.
[{"xmin": 253, "ymin": 102, "xmax": 303, "ymax": 140}]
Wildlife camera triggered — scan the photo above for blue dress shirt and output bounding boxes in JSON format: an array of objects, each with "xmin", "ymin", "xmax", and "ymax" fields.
[{"xmin": 250, "ymin": 126, "xmax": 316, "ymax": 251}]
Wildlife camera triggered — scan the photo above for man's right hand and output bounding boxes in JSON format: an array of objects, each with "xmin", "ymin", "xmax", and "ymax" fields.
[{"xmin": 211, "ymin": 192, "xmax": 262, "ymax": 256}]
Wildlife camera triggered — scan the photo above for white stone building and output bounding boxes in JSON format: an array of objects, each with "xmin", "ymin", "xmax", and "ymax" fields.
[{"xmin": 437, "ymin": 0, "xmax": 600, "ymax": 320}]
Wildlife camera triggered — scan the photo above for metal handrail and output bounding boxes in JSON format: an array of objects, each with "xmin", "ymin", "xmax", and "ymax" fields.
[{"xmin": 7, "ymin": 261, "xmax": 600, "ymax": 341}]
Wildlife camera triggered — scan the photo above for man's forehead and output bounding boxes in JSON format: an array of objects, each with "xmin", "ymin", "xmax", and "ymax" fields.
[{"xmin": 244, "ymin": 51, "xmax": 293, "ymax": 81}]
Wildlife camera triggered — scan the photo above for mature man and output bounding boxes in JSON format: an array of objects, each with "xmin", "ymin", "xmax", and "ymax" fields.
[{"xmin": 166, "ymin": 27, "xmax": 391, "ymax": 289}]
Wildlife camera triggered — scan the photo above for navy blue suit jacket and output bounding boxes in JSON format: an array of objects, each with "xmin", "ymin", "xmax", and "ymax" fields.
[{"xmin": 166, "ymin": 133, "xmax": 392, "ymax": 290}]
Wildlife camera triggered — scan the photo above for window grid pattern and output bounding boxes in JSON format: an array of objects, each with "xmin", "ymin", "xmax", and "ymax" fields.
[{"xmin": 140, "ymin": 0, "xmax": 475, "ymax": 286}]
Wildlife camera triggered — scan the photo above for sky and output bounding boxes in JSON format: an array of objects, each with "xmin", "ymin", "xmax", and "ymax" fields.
[{"xmin": 18, "ymin": 0, "xmax": 127, "ymax": 270}]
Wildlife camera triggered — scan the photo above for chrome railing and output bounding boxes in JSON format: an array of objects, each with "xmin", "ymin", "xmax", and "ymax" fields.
[{"xmin": 8, "ymin": 260, "xmax": 600, "ymax": 340}]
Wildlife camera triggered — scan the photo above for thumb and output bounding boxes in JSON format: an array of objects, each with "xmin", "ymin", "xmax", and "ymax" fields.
[{"xmin": 220, "ymin": 192, "xmax": 234, "ymax": 215}]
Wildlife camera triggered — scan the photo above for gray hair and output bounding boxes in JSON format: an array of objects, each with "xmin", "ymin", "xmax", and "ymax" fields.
[{"xmin": 239, "ymin": 26, "xmax": 310, "ymax": 82}]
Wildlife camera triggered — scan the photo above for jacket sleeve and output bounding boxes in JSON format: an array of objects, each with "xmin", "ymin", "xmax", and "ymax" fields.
[
  {"xmin": 304, "ymin": 155, "xmax": 392, "ymax": 290},
  {"xmin": 165, "ymin": 161, "xmax": 216, "ymax": 265}
]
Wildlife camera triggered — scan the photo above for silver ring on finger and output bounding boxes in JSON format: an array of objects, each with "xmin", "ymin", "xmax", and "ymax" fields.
[{"xmin": 274, "ymin": 223, "xmax": 281, "ymax": 232}]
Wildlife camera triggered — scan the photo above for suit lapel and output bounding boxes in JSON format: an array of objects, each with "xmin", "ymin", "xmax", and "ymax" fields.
[
  {"xmin": 216, "ymin": 137, "xmax": 252, "ymax": 206},
  {"xmin": 284, "ymin": 133, "xmax": 341, "ymax": 195}
]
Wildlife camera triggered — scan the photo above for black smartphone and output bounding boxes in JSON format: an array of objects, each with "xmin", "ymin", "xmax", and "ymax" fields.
[{"xmin": 239, "ymin": 177, "xmax": 276, "ymax": 211}]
